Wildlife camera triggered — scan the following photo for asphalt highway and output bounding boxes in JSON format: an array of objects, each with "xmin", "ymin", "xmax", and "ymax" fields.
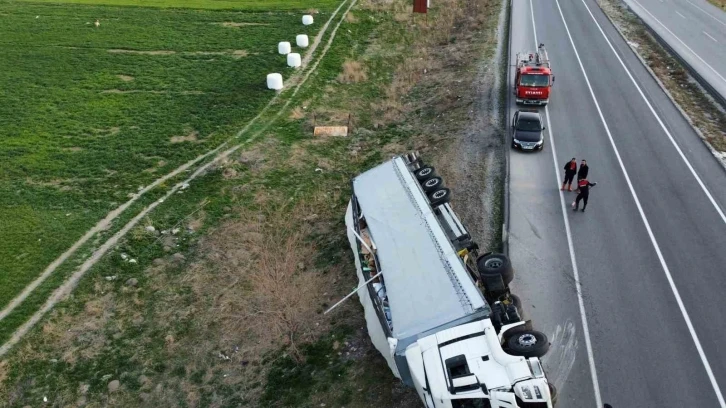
[
  {"xmin": 507, "ymin": 0, "xmax": 726, "ymax": 407},
  {"xmin": 623, "ymin": 0, "xmax": 726, "ymax": 103}
]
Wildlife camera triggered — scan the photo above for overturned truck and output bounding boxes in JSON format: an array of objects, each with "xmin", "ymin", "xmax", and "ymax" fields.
[{"xmin": 345, "ymin": 153, "xmax": 556, "ymax": 408}]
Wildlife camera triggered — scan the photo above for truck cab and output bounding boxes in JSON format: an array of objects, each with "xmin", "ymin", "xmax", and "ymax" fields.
[
  {"xmin": 515, "ymin": 43, "xmax": 554, "ymax": 106},
  {"xmin": 406, "ymin": 319, "xmax": 553, "ymax": 408}
]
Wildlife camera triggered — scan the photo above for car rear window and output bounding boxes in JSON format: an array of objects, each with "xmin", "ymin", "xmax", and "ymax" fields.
[{"xmin": 516, "ymin": 118, "xmax": 541, "ymax": 132}]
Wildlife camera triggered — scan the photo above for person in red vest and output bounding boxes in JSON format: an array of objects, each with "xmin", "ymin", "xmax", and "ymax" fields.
[
  {"xmin": 561, "ymin": 158, "xmax": 578, "ymax": 191},
  {"xmin": 572, "ymin": 178, "xmax": 597, "ymax": 212}
]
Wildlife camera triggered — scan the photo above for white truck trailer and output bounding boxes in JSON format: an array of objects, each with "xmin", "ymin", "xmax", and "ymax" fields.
[{"xmin": 345, "ymin": 153, "xmax": 555, "ymax": 408}]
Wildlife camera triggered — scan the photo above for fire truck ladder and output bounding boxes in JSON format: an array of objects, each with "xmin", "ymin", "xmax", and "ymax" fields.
[
  {"xmin": 516, "ymin": 43, "xmax": 550, "ymax": 68},
  {"xmin": 535, "ymin": 43, "xmax": 550, "ymax": 68}
]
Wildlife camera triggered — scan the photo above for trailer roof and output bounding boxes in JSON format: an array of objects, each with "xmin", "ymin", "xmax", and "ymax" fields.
[{"xmin": 352, "ymin": 157, "xmax": 487, "ymax": 339}]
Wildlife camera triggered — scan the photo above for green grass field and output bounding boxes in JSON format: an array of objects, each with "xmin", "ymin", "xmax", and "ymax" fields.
[{"xmin": 0, "ymin": 0, "xmax": 334, "ymax": 315}]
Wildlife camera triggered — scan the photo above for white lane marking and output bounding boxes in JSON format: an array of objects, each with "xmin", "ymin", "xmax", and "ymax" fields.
[
  {"xmin": 591, "ymin": 0, "xmax": 726, "ymax": 224},
  {"xmin": 632, "ymin": 0, "xmax": 726, "ymax": 85},
  {"xmin": 528, "ymin": 1, "xmax": 603, "ymax": 407},
  {"xmin": 675, "ymin": 10, "xmax": 687, "ymax": 18},
  {"xmin": 686, "ymin": 0, "xmax": 726, "ymax": 27},
  {"xmin": 557, "ymin": 0, "xmax": 726, "ymax": 405},
  {"xmin": 703, "ymin": 31, "xmax": 718, "ymax": 42}
]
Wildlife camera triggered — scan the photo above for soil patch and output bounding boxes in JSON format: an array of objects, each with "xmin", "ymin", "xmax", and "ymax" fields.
[
  {"xmin": 170, "ymin": 131, "xmax": 199, "ymax": 143},
  {"xmin": 337, "ymin": 60, "xmax": 368, "ymax": 83}
]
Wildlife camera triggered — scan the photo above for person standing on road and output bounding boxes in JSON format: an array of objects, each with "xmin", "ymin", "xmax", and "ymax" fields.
[
  {"xmin": 561, "ymin": 158, "xmax": 577, "ymax": 191},
  {"xmin": 572, "ymin": 178, "xmax": 597, "ymax": 212},
  {"xmin": 577, "ymin": 159, "xmax": 589, "ymax": 181}
]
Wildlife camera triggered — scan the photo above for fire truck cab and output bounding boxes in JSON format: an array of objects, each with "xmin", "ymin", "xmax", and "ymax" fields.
[{"xmin": 515, "ymin": 43, "xmax": 554, "ymax": 106}]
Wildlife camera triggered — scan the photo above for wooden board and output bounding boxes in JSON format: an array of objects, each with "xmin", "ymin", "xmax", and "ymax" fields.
[{"xmin": 313, "ymin": 126, "xmax": 348, "ymax": 137}]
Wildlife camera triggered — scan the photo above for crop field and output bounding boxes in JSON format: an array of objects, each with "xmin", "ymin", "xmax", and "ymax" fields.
[
  {"xmin": 9, "ymin": 0, "xmax": 341, "ymax": 10},
  {"xmin": 0, "ymin": 0, "xmax": 338, "ymax": 339}
]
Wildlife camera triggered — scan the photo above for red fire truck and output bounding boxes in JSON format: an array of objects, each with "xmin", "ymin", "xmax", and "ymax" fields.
[{"xmin": 515, "ymin": 43, "xmax": 555, "ymax": 106}]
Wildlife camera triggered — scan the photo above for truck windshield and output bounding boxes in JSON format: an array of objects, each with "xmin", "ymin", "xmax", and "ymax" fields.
[
  {"xmin": 519, "ymin": 74, "xmax": 549, "ymax": 87},
  {"xmin": 451, "ymin": 399, "xmax": 489, "ymax": 408}
]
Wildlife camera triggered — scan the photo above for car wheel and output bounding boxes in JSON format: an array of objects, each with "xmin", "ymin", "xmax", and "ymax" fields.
[
  {"xmin": 428, "ymin": 188, "xmax": 451, "ymax": 206},
  {"xmin": 415, "ymin": 166, "xmax": 436, "ymax": 182},
  {"xmin": 421, "ymin": 177, "xmax": 443, "ymax": 193},
  {"xmin": 477, "ymin": 253, "xmax": 514, "ymax": 285},
  {"xmin": 506, "ymin": 330, "xmax": 550, "ymax": 358}
]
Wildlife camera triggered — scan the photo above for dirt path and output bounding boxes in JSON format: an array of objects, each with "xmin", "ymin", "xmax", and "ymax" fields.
[
  {"xmin": 439, "ymin": 0, "xmax": 508, "ymax": 252},
  {"xmin": 0, "ymin": 0, "xmax": 356, "ymax": 357}
]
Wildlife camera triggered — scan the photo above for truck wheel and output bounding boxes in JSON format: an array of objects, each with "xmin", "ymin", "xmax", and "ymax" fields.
[
  {"xmin": 421, "ymin": 177, "xmax": 443, "ymax": 192},
  {"xmin": 506, "ymin": 330, "xmax": 549, "ymax": 358},
  {"xmin": 477, "ymin": 253, "xmax": 514, "ymax": 285},
  {"xmin": 428, "ymin": 188, "xmax": 450, "ymax": 206},
  {"xmin": 414, "ymin": 166, "xmax": 436, "ymax": 181}
]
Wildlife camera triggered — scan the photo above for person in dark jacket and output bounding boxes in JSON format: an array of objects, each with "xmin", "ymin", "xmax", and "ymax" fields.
[
  {"xmin": 577, "ymin": 159, "xmax": 589, "ymax": 180},
  {"xmin": 572, "ymin": 178, "xmax": 597, "ymax": 212},
  {"xmin": 561, "ymin": 158, "xmax": 578, "ymax": 191}
]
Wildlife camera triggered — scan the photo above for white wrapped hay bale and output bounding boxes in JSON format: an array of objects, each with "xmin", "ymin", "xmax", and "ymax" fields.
[
  {"xmin": 278, "ymin": 41, "xmax": 291, "ymax": 55},
  {"xmin": 266, "ymin": 73, "xmax": 283, "ymax": 90},
  {"xmin": 296, "ymin": 34, "xmax": 309, "ymax": 48},
  {"xmin": 287, "ymin": 53, "xmax": 301, "ymax": 68},
  {"xmin": 302, "ymin": 15, "xmax": 313, "ymax": 25}
]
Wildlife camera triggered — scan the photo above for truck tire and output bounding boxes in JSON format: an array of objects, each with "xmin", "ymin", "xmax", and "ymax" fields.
[
  {"xmin": 477, "ymin": 253, "xmax": 514, "ymax": 285},
  {"xmin": 428, "ymin": 188, "xmax": 450, "ymax": 206},
  {"xmin": 421, "ymin": 176, "xmax": 443, "ymax": 193},
  {"xmin": 506, "ymin": 330, "xmax": 549, "ymax": 358},
  {"xmin": 414, "ymin": 166, "xmax": 436, "ymax": 182}
]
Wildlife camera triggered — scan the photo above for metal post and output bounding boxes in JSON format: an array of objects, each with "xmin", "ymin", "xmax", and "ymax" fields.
[{"xmin": 324, "ymin": 270, "xmax": 383, "ymax": 315}]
